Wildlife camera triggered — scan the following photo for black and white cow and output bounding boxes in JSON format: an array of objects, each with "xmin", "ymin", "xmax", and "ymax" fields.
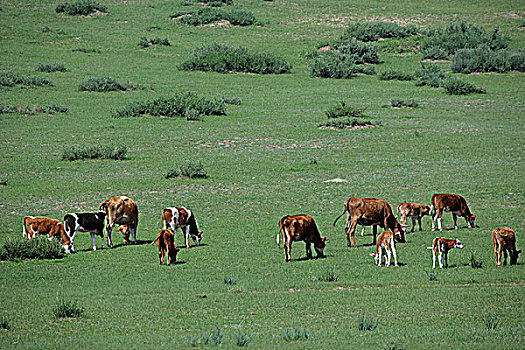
[{"xmin": 63, "ymin": 212, "xmax": 106, "ymax": 252}]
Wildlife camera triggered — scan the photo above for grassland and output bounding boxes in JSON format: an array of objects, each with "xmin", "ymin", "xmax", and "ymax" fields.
[{"xmin": 0, "ymin": 0, "xmax": 523, "ymax": 348}]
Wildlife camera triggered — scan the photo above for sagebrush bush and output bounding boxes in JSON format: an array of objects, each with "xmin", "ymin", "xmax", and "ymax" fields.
[
  {"xmin": 113, "ymin": 91, "xmax": 225, "ymax": 118},
  {"xmin": 180, "ymin": 43, "xmax": 291, "ymax": 74},
  {"xmin": 56, "ymin": 0, "xmax": 107, "ymax": 16},
  {"xmin": 450, "ymin": 45, "xmax": 525, "ymax": 73},
  {"xmin": 391, "ymin": 99, "xmax": 419, "ymax": 108},
  {"xmin": 378, "ymin": 69, "xmax": 414, "ymax": 81},
  {"xmin": 0, "ymin": 236, "xmax": 65, "ymax": 261},
  {"xmin": 53, "ymin": 298, "xmax": 84, "ymax": 319},
  {"xmin": 319, "ymin": 118, "xmax": 375, "ymax": 129},
  {"xmin": 442, "ymin": 77, "xmax": 486, "ymax": 95},
  {"xmin": 469, "ymin": 251, "xmax": 484, "ymax": 268},
  {"xmin": 326, "ymin": 100, "xmax": 366, "ymax": 118},
  {"xmin": 165, "ymin": 162, "xmax": 207, "ymax": 179},
  {"xmin": 37, "ymin": 63, "xmax": 67, "ymax": 73},
  {"xmin": 78, "ymin": 76, "xmax": 126, "ymax": 92},
  {"xmin": 172, "ymin": 8, "xmax": 255, "ymax": 26},
  {"xmin": 0, "ymin": 72, "xmax": 53, "ymax": 87},
  {"xmin": 332, "ymin": 39, "xmax": 380, "ymax": 63},
  {"xmin": 307, "ymin": 55, "xmax": 356, "ymax": 79},
  {"xmin": 317, "ymin": 268, "xmax": 338, "ymax": 282},
  {"xmin": 138, "ymin": 37, "xmax": 171, "ymax": 48},
  {"xmin": 61, "ymin": 145, "xmax": 128, "ymax": 161},
  {"xmin": 0, "ymin": 103, "xmax": 68, "ymax": 114},
  {"xmin": 421, "ymin": 20, "xmax": 508, "ymax": 59},
  {"xmin": 415, "ymin": 62, "xmax": 448, "ymax": 88},
  {"xmin": 341, "ymin": 21, "xmax": 418, "ymax": 42}
]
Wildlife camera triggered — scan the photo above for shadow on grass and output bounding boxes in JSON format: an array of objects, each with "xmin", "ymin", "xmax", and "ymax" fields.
[{"xmin": 176, "ymin": 243, "xmax": 208, "ymax": 249}]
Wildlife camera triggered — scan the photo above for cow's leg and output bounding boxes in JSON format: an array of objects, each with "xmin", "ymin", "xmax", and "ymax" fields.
[
  {"xmin": 385, "ymin": 248, "xmax": 391, "ymax": 267},
  {"xmin": 347, "ymin": 221, "xmax": 358, "ymax": 248},
  {"xmin": 285, "ymin": 239, "xmax": 292, "ymax": 262},
  {"xmin": 130, "ymin": 226, "xmax": 137, "ymax": 244},
  {"xmin": 166, "ymin": 246, "xmax": 171, "ymax": 266},
  {"xmin": 159, "ymin": 249, "xmax": 164, "ymax": 265},
  {"xmin": 411, "ymin": 217, "xmax": 416, "ymax": 233},
  {"xmin": 378, "ymin": 248, "xmax": 383, "ymax": 266},
  {"xmin": 91, "ymin": 233, "xmax": 97, "ymax": 251},
  {"xmin": 184, "ymin": 225, "xmax": 190, "ymax": 248},
  {"xmin": 305, "ymin": 242, "xmax": 312, "ymax": 259},
  {"xmin": 452, "ymin": 213, "xmax": 458, "ymax": 230},
  {"xmin": 391, "ymin": 242, "xmax": 398, "ymax": 267},
  {"xmin": 503, "ymin": 249, "xmax": 508, "ymax": 266},
  {"xmin": 105, "ymin": 223, "xmax": 114, "ymax": 248},
  {"xmin": 432, "ymin": 248, "xmax": 436, "ymax": 269},
  {"xmin": 438, "ymin": 245, "xmax": 444, "ymax": 268},
  {"xmin": 360, "ymin": 226, "xmax": 365, "ymax": 236},
  {"xmin": 372, "ymin": 225, "xmax": 377, "ymax": 245},
  {"xmin": 417, "ymin": 217, "xmax": 423, "ymax": 231},
  {"xmin": 494, "ymin": 244, "xmax": 501, "ymax": 267}
]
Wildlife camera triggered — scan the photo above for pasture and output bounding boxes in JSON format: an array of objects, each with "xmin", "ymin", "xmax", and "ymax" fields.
[{"xmin": 0, "ymin": 0, "xmax": 523, "ymax": 348}]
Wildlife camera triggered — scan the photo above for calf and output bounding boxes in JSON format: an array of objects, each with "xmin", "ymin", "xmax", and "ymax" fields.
[
  {"xmin": 427, "ymin": 237, "xmax": 464, "ymax": 269},
  {"xmin": 492, "ymin": 227, "xmax": 521, "ymax": 267},
  {"xmin": 116, "ymin": 225, "xmax": 130, "ymax": 243},
  {"xmin": 396, "ymin": 202, "xmax": 432, "ymax": 233},
  {"xmin": 277, "ymin": 214, "xmax": 327, "ymax": 262},
  {"xmin": 151, "ymin": 229, "xmax": 179, "ymax": 266},
  {"xmin": 369, "ymin": 231, "xmax": 398, "ymax": 267},
  {"xmin": 162, "ymin": 207, "xmax": 202, "ymax": 248},
  {"xmin": 22, "ymin": 216, "xmax": 72, "ymax": 253},
  {"xmin": 63, "ymin": 212, "xmax": 106, "ymax": 252},
  {"xmin": 99, "ymin": 196, "xmax": 139, "ymax": 247},
  {"xmin": 431, "ymin": 193, "xmax": 475, "ymax": 231}
]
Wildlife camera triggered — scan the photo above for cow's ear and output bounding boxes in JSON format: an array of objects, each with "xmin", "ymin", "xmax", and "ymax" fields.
[
  {"xmin": 322, "ymin": 237, "xmax": 327, "ymax": 242},
  {"xmin": 517, "ymin": 250, "xmax": 522, "ymax": 254}
]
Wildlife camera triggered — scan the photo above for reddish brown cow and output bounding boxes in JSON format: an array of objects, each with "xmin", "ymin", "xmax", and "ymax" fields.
[
  {"xmin": 427, "ymin": 237, "xmax": 464, "ymax": 269},
  {"xmin": 22, "ymin": 216, "xmax": 72, "ymax": 253},
  {"xmin": 396, "ymin": 202, "xmax": 432, "ymax": 233},
  {"xmin": 333, "ymin": 197, "xmax": 407, "ymax": 248},
  {"xmin": 151, "ymin": 229, "xmax": 179, "ymax": 266},
  {"xmin": 431, "ymin": 194, "xmax": 475, "ymax": 231},
  {"xmin": 99, "ymin": 196, "xmax": 139, "ymax": 247},
  {"xmin": 369, "ymin": 231, "xmax": 398, "ymax": 267},
  {"xmin": 492, "ymin": 227, "xmax": 521, "ymax": 267},
  {"xmin": 116, "ymin": 225, "xmax": 130, "ymax": 243},
  {"xmin": 277, "ymin": 214, "xmax": 326, "ymax": 262},
  {"xmin": 162, "ymin": 207, "xmax": 202, "ymax": 248}
]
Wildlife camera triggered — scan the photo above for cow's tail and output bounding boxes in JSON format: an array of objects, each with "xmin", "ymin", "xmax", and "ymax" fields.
[
  {"xmin": 427, "ymin": 237, "xmax": 437, "ymax": 250},
  {"xmin": 430, "ymin": 194, "xmax": 436, "ymax": 216},
  {"xmin": 22, "ymin": 216, "xmax": 29, "ymax": 238},
  {"xmin": 277, "ymin": 220, "xmax": 284, "ymax": 249},
  {"xmin": 395, "ymin": 203, "xmax": 401, "ymax": 218},
  {"xmin": 151, "ymin": 232, "xmax": 161, "ymax": 245},
  {"xmin": 333, "ymin": 209, "xmax": 346, "ymax": 227}
]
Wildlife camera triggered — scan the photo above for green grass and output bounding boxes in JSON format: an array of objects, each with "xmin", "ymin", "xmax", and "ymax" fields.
[{"xmin": 0, "ymin": 0, "xmax": 523, "ymax": 348}]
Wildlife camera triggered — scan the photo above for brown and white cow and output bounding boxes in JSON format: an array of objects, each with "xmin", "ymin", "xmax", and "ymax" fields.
[
  {"xmin": 151, "ymin": 229, "xmax": 179, "ymax": 266},
  {"xmin": 492, "ymin": 227, "xmax": 521, "ymax": 267},
  {"xmin": 369, "ymin": 231, "xmax": 398, "ymax": 267},
  {"xmin": 277, "ymin": 214, "xmax": 327, "ymax": 262},
  {"xmin": 427, "ymin": 237, "xmax": 464, "ymax": 269},
  {"xmin": 22, "ymin": 216, "xmax": 72, "ymax": 253},
  {"xmin": 99, "ymin": 196, "xmax": 138, "ymax": 247},
  {"xmin": 396, "ymin": 202, "xmax": 432, "ymax": 233},
  {"xmin": 333, "ymin": 197, "xmax": 407, "ymax": 248},
  {"xmin": 162, "ymin": 207, "xmax": 202, "ymax": 248},
  {"xmin": 431, "ymin": 193, "xmax": 475, "ymax": 231}
]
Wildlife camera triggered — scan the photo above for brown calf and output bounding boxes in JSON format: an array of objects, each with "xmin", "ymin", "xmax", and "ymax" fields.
[
  {"xmin": 427, "ymin": 237, "xmax": 464, "ymax": 269},
  {"xmin": 431, "ymin": 194, "xmax": 475, "ymax": 231},
  {"xmin": 277, "ymin": 214, "xmax": 326, "ymax": 262},
  {"xmin": 151, "ymin": 229, "xmax": 179, "ymax": 266},
  {"xmin": 492, "ymin": 227, "xmax": 521, "ymax": 267},
  {"xmin": 22, "ymin": 216, "xmax": 72, "ymax": 253},
  {"xmin": 369, "ymin": 231, "xmax": 398, "ymax": 267},
  {"xmin": 396, "ymin": 202, "xmax": 432, "ymax": 233},
  {"xmin": 116, "ymin": 225, "xmax": 131, "ymax": 243}
]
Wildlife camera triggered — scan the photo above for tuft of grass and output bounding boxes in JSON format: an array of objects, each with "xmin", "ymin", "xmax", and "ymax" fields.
[
  {"xmin": 165, "ymin": 162, "xmax": 207, "ymax": 179},
  {"xmin": 53, "ymin": 298, "xmax": 84, "ymax": 319},
  {"xmin": 37, "ymin": 63, "xmax": 68, "ymax": 73},
  {"xmin": 0, "ymin": 103, "xmax": 68, "ymax": 114},
  {"xmin": 0, "ymin": 236, "xmax": 65, "ymax": 261},
  {"xmin": 138, "ymin": 37, "xmax": 171, "ymax": 48},
  {"xmin": 56, "ymin": 0, "xmax": 108, "ymax": 16},
  {"xmin": 319, "ymin": 118, "xmax": 376, "ymax": 130},
  {"xmin": 442, "ymin": 77, "xmax": 486, "ymax": 95},
  {"xmin": 223, "ymin": 275, "xmax": 238, "ymax": 285},
  {"xmin": 358, "ymin": 315, "xmax": 379, "ymax": 331},
  {"xmin": 427, "ymin": 270, "xmax": 438, "ymax": 281},
  {"xmin": 233, "ymin": 332, "xmax": 249, "ymax": 347},
  {"xmin": 341, "ymin": 21, "xmax": 418, "ymax": 42},
  {"xmin": 484, "ymin": 314, "xmax": 499, "ymax": 330},
  {"xmin": 0, "ymin": 72, "xmax": 53, "ymax": 87},
  {"xmin": 78, "ymin": 76, "xmax": 126, "ymax": 92},
  {"xmin": 390, "ymin": 99, "xmax": 419, "ymax": 108},
  {"xmin": 469, "ymin": 251, "xmax": 484, "ymax": 268},
  {"xmin": 201, "ymin": 327, "xmax": 223, "ymax": 346},
  {"xmin": 61, "ymin": 145, "xmax": 128, "ymax": 161},
  {"xmin": 326, "ymin": 100, "xmax": 366, "ymax": 119},
  {"xmin": 0, "ymin": 316, "xmax": 10, "ymax": 330},
  {"xmin": 378, "ymin": 70, "xmax": 414, "ymax": 81},
  {"xmin": 222, "ymin": 96, "xmax": 242, "ymax": 105},
  {"xmin": 317, "ymin": 268, "xmax": 339, "ymax": 282},
  {"xmin": 282, "ymin": 328, "xmax": 309, "ymax": 341}
]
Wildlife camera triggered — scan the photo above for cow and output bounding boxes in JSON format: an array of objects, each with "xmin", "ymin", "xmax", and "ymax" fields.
[
  {"xmin": 333, "ymin": 197, "xmax": 407, "ymax": 248},
  {"xmin": 277, "ymin": 214, "xmax": 327, "ymax": 262},
  {"xmin": 151, "ymin": 229, "xmax": 179, "ymax": 266},
  {"xmin": 116, "ymin": 225, "xmax": 130, "ymax": 243},
  {"xmin": 431, "ymin": 193, "xmax": 475, "ymax": 231},
  {"xmin": 427, "ymin": 237, "xmax": 464, "ymax": 269},
  {"xmin": 99, "ymin": 196, "xmax": 138, "ymax": 248},
  {"xmin": 396, "ymin": 202, "xmax": 432, "ymax": 233},
  {"xmin": 369, "ymin": 231, "xmax": 398, "ymax": 267},
  {"xmin": 162, "ymin": 207, "xmax": 202, "ymax": 248},
  {"xmin": 63, "ymin": 212, "xmax": 106, "ymax": 252},
  {"xmin": 22, "ymin": 216, "xmax": 72, "ymax": 253},
  {"xmin": 492, "ymin": 227, "xmax": 521, "ymax": 267}
]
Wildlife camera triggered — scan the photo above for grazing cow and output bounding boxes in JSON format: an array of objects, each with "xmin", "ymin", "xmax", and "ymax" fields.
[
  {"xmin": 22, "ymin": 216, "xmax": 72, "ymax": 253},
  {"xmin": 277, "ymin": 214, "xmax": 327, "ymax": 262},
  {"xmin": 63, "ymin": 212, "xmax": 106, "ymax": 252},
  {"xmin": 369, "ymin": 231, "xmax": 398, "ymax": 267},
  {"xmin": 333, "ymin": 197, "xmax": 407, "ymax": 248},
  {"xmin": 492, "ymin": 227, "xmax": 521, "ymax": 267},
  {"xmin": 99, "ymin": 196, "xmax": 138, "ymax": 247},
  {"xmin": 151, "ymin": 229, "xmax": 179, "ymax": 266},
  {"xmin": 431, "ymin": 193, "xmax": 475, "ymax": 231},
  {"xmin": 162, "ymin": 207, "xmax": 202, "ymax": 248},
  {"xmin": 116, "ymin": 225, "xmax": 131, "ymax": 243},
  {"xmin": 427, "ymin": 237, "xmax": 464, "ymax": 269},
  {"xmin": 396, "ymin": 202, "xmax": 432, "ymax": 233}
]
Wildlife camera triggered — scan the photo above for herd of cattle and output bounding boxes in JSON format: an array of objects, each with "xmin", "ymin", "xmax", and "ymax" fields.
[{"xmin": 21, "ymin": 194, "xmax": 520, "ymax": 268}]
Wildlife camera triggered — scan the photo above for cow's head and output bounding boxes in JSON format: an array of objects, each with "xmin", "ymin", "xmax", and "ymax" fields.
[
  {"xmin": 369, "ymin": 252, "xmax": 380, "ymax": 265},
  {"xmin": 168, "ymin": 247, "xmax": 179, "ymax": 266},
  {"xmin": 314, "ymin": 237, "xmax": 327, "ymax": 257},
  {"xmin": 192, "ymin": 231, "xmax": 203, "ymax": 246},
  {"xmin": 467, "ymin": 215, "xmax": 476, "ymax": 228},
  {"xmin": 510, "ymin": 249, "xmax": 521, "ymax": 265},
  {"xmin": 116, "ymin": 225, "xmax": 130, "ymax": 242},
  {"xmin": 454, "ymin": 239, "xmax": 464, "ymax": 249},
  {"xmin": 421, "ymin": 206, "xmax": 432, "ymax": 216},
  {"xmin": 394, "ymin": 224, "xmax": 407, "ymax": 243}
]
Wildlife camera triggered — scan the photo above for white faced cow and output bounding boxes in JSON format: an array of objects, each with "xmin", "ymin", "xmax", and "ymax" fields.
[
  {"xmin": 431, "ymin": 194, "xmax": 475, "ymax": 231},
  {"xmin": 63, "ymin": 212, "xmax": 106, "ymax": 251},
  {"xmin": 427, "ymin": 237, "xmax": 464, "ymax": 269},
  {"xmin": 162, "ymin": 207, "xmax": 202, "ymax": 248},
  {"xmin": 22, "ymin": 216, "xmax": 72, "ymax": 253},
  {"xmin": 396, "ymin": 202, "xmax": 432, "ymax": 233},
  {"xmin": 99, "ymin": 196, "xmax": 138, "ymax": 247}
]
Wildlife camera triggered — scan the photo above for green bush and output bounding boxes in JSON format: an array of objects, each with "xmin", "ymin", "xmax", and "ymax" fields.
[
  {"xmin": 225, "ymin": 11, "xmax": 256, "ymax": 26},
  {"xmin": 223, "ymin": 276, "xmax": 237, "ymax": 285},
  {"xmin": 37, "ymin": 63, "xmax": 67, "ymax": 73},
  {"xmin": 222, "ymin": 96, "xmax": 242, "ymax": 105},
  {"xmin": 53, "ymin": 298, "xmax": 84, "ymax": 319},
  {"xmin": 317, "ymin": 268, "xmax": 338, "ymax": 282},
  {"xmin": 442, "ymin": 77, "xmax": 486, "ymax": 95},
  {"xmin": 390, "ymin": 99, "xmax": 419, "ymax": 108},
  {"xmin": 326, "ymin": 100, "xmax": 366, "ymax": 118},
  {"xmin": 233, "ymin": 333, "xmax": 249, "ymax": 347},
  {"xmin": 358, "ymin": 315, "xmax": 378, "ymax": 331},
  {"xmin": 484, "ymin": 314, "xmax": 499, "ymax": 330},
  {"xmin": 165, "ymin": 162, "xmax": 208, "ymax": 179},
  {"xmin": 469, "ymin": 251, "xmax": 484, "ymax": 268},
  {"xmin": 415, "ymin": 62, "xmax": 448, "ymax": 88},
  {"xmin": 332, "ymin": 39, "xmax": 380, "ymax": 63},
  {"xmin": 78, "ymin": 76, "xmax": 126, "ymax": 92},
  {"xmin": 341, "ymin": 21, "xmax": 418, "ymax": 42},
  {"xmin": 307, "ymin": 55, "xmax": 356, "ymax": 79},
  {"xmin": 0, "ymin": 103, "xmax": 68, "ymax": 114},
  {"xmin": 450, "ymin": 45, "xmax": 525, "ymax": 73},
  {"xmin": 61, "ymin": 145, "xmax": 128, "ymax": 161},
  {"xmin": 201, "ymin": 327, "xmax": 223, "ymax": 346},
  {"xmin": 421, "ymin": 20, "xmax": 508, "ymax": 59},
  {"xmin": 138, "ymin": 37, "xmax": 171, "ymax": 48},
  {"xmin": 56, "ymin": 0, "xmax": 107, "ymax": 16},
  {"xmin": 0, "ymin": 236, "xmax": 65, "ymax": 261},
  {"xmin": 113, "ymin": 91, "xmax": 226, "ymax": 118},
  {"xmin": 172, "ymin": 8, "xmax": 255, "ymax": 26},
  {"xmin": 0, "ymin": 72, "xmax": 53, "ymax": 87},
  {"xmin": 378, "ymin": 69, "xmax": 414, "ymax": 81},
  {"xmin": 180, "ymin": 43, "xmax": 292, "ymax": 74},
  {"xmin": 0, "ymin": 316, "xmax": 9, "ymax": 330},
  {"xmin": 319, "ymin": 118, "xmax": 375, "ymax": 129},
  {"xmin": 282, "ymin": 328, "xmax": 308, "ymax": 341}
]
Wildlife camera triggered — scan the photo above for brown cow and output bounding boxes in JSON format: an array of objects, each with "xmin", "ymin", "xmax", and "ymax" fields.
[
  {"xmin": 151, "ymin": 229, "xmax": 179, "ymax": 266},
  {"xmin": 22, "ymin": 216, "xmax": 72, "ymax": 253},
  {"xmin": 333, "ymin": 197, "xmax": 407, "ymax": 248},
  {"xmin": 427, "ymin": 237, "xmax": 464, "ymax": 269},
  {"xmin": 116, "ymin": 225, "xmax": 130, "ymax": 243},
  {"xmin": 99, "ymin": 196, "xmax": 138, "ymax": 247},
  {"xmin": 369, "ymin": 231, "xmax": 398, "ymax": 267},
  {"xmin": 431, "ymin": 194, "xmax": 475, "ymax": 231},
  {"xmin": 277, "ymin": 214, "xmax": 326, "ymax": 262},
  {"xmin": 492, "ymin": 227, "xmax": 521, "ymax": 267},
  {"xmin": 162, "ymin": 207, "xmax": 202, "ymax": 248},
  {"xmin": 396, "ymin": 202, "xmax": 432, "ymax": 233}
]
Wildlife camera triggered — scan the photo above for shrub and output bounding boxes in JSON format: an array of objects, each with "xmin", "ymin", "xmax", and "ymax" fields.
[
  {"xmin": 332, "ymin": 39, "xmax": 380, "ymax": 63},
  {"xmin": 172, "ymin": 8, "xmax": 255, "ymax": 26},
  {"xmin": 319, "ymin": 118, "xmax": 375, "ymax": 129},
  {"xmin": 56, "ymin": 0, "xmax": 107, "ymax": 16},
  {"xmin": 484, "ymin": 314, "xmax": 499, "ymax": 330},
  {"xmin": 341, "ymin": 21, "xmax": 418, "ymax": 42},
  {"xmin": 415, "ymin": 62, "xmax": 447, "ymax": 88},
  {"xmin": 0, "ymin": 72, "xmax": 53, "ymax": 87},
  {"xmin": 450, "ymin": 45, "xmax": 525, "ymax": 73},
  {"xmin": 378, "ymin": 69, "xmax": 414, "ymax": 81},
  {"xmin": 225, "ymin": 10, "xmax": 256, "ymax": 26},
  {"xmin": 37, "ymin": 63, "xmax": 67, "ymax": 73},
  {"xmin": 53, "ymin": 298, "xmax": 84, "ymax": 319},
  {"xmin": 507, "ymin": 49, "xmax": 525, "ymax": 72},
  {"xmin": 180, "ymin": 162, "xmax": 207, "ymax": 178},
  {"xmin": 164, "ymin": 168, "xmax": 181, "ymax": 179},
  {"xmin": 358, "ymin": 315, "xmax": 378, "ymax": 331},
  {"xmin": 200, "ymin": 0, "xmax": 232, "ymax": 4},
  {"xmin": 427, "ymin": 270, "xmax": 438, "ymax": 281},
  {"xmin": 390, "ymin": 99, "xmax": 419, "ymax": 108},
  {"xmin": 138, "ymin": 37, "xmax": 171, "ymax": 48},
  {"xmin": 78, "ymin": 76, "xmax": 126, "ymax": 92},
  {"xmin": 71, "ymin": 47, "xmax": 101, "ymax": 54},
  {"xmin": 0, "ymin": 104, "xmax": 68, "ymax": 114},
  {"xmin": 233, "ymin": 332, "xmax": 249, "ymax": 347},
  {"xmin": 0, "ymin": 236, "xmax": 65, "ymax": 261},
  {"xmin": 442, "ymin": 77, "xmax": 486, "ymax": 95},
  {"xmin": 180, "ymin": 43, "xmax": 291, "ymax": 74},
  {"xmin": 201, "ymin": 327, "xmax": 223, "ymax": 346},
  {"xmin": 421, "ymin": 20, "xmax": 508, "ymax": 59},
  {"xmin": 307, "ymin": 55, "xmax": 356, "ymax": 79},
  {"xmin": 0, "ymin": 316, "xmax": 9, "ymax": 330},
  {"xmin": 317, "ymin": 268, "xmax": 339, "ymax": 282},
  {"xmin": 61, "ymin": 145, "xmax": 128, "ymax": 161},
  {"xmin": 282, "ymin": 328, "xmax": 308, "ymax": 341},
  {"xmin": 469, "ymin": 251, "xmax": 484, "ymax": 268},
  {"xmin": 326, "ymin": 100, "xmax": 366, "ymax": 118},
  {"xmin": 113, "ymin": 91, "xmax": 226, "ymax": 118},
  {"xmin": 223, "ymin": 276, "xmax": 238, "ymax": 285}
]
